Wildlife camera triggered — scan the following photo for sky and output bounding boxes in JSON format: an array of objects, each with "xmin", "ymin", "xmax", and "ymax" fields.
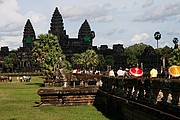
[{"xmin": 0, "ymin": 0, "xmax": 180, "ymax": 50}]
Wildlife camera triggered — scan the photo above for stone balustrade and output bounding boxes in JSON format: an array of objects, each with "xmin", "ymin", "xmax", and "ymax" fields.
[{"xmin": 97, "ymin": 76, "xmax": 180, "ymax": 119}]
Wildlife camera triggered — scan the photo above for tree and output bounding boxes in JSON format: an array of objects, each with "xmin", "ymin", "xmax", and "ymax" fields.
[
  {"xmin": 104, "ymin": 55, "xmax": 115, "ymax": 67},
  {"xmin": 3, "ymin": 53, "xmax": 17, "ymax": 72},
  {"xmin": 168, "ymin": 49, "xmax": 180, "ymax": 66},
  {"xmin": 160, "ymin": 46, "xmax": 173, "ymax": 56},
  {"xmin": 71, "ymin": 50, "xmax": 99, "ymax": 70},
  {"xmin": 97, "ymin": 54, "xmax": 106, "ymax": 70},
  {"xmin": 124, "ymin": 43, "xmax": 148, "ymax": 67},
  {"xmin": 154, "ymin": 31, "xmax": 161, "ymax": 49},
  {"xmin": 173, "ymin": 38, "xmax": 178, "ymax": 49},
  {"xmin": 32, "ymin": 33, "xmax": 71, "ymax": 79},
  {"xmin": 71, "ymin": 53, "xmax": 84, "ymax": 68}
]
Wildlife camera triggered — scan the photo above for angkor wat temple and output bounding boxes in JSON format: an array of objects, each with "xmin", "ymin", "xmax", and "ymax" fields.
[{"xmin": 0, "ymin": 7, "xmax": 163, "ymax": 72}]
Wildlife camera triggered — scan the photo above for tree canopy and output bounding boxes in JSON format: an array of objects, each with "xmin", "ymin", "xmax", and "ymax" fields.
[
  {"xmin": 3, "ymin": 53, "xmax": 17, "ymax": 72},
  {"xmin": 124, "ymin": 43, "xmax": 148, "ymax": 67},
  {"xmin": 71, "ymin": 50, "xmax": 99, "ymax": 70},
  {"xmin": 32, "ymin": 33, "xmax": 71, "ymax": 79},
  {"xmin": 168, "ymin": 49, "xmax": 180, "ymax": 66}
]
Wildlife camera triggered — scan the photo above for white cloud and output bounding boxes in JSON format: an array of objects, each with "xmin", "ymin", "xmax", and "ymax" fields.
[
  {"xmin": 62, "ymin": 4, "xmax": 115, "ymax": 22},
  {"xmin": 0, "ymin": 0, "xmax": 48, "ymax": 50},
  {"xmin": 25, "ymin": 11, "xmax": 47, "ymax": 23},
  {"xmin": 0, "ymin": 0, "xmax": 22, "ymax": 23},
  {"xmin": 167, "ymin": 29, "xmax": 180, "ymax": 36},
  {"xmin": 142, "ymin": 0, "xmax": 154, "ymax": 8},
  {"xmin": 134, "ymin": 2, "xmax": 180, "ymax": 22},
  {"xmin": 93, "ymin": 36, "xmax": 112, "ymax": 48},
  {"xmin": 0, "ymin": 35, "xmax": 22, "ymax": 50},
  {"xmin": 130, "ymin": 33, "xmax": 150, "ymax": 44}
]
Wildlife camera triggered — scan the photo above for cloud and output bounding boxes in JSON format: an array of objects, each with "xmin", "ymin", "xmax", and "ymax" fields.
[
  {"xmin": 25, "ymin": 11, "xmax": 47, "ymax": 23},
  {"xmin": 134, "ymin": 2, "xmax": 180, "ymax": 22},
  {"xmin": 142, "ymin": 0, "xmax": 154, "ymax": 8},
  {"xmin": 167, "ymin": 30, "xmax": 180, "ymax": 36},
  {"xmin": 0, "ymin": 0, "xmax": 48, "ymax": 50},
  {"xmin": 159, "ymin": 41, "xmax": 172, "ymax": 48},
  {"xmin": 0, "ymin": 0, "xmax": 22, "ymax": 23},
  {"xmin": 130, "ymin": 33, "xmax": 150, "ymax": 44},
  {"xmin": 105, "ymin": 28, "xmax": 118, "ymax": 36},
  {"xmin": 62, "ymin": 3, "xmax": 115, "ymax": 22},
  {"xmin": 0, "ymin": 36, "xmax": 22, "ymax": 50},
  {"xmin": 93, "ymin": 36, "xmax": 113, "ymax": 48}
]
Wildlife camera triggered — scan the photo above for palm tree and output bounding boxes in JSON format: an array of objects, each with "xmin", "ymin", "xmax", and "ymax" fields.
[
  {"xmin": 71, "ymin": 50, "xmax": 99, "ymax": 71},
  {"xmin": 32, "ymin": 33, "xmax": 71, "ymax": 79},
  {"xmin": 173, "ymin": 38, "xmax": 178, "ymax": 49},
  {"xmin": 154, "ymin": 31, "xmax": 161, "ymax": 70},
  {"xmin": 154, "ymin": 31, "xmax": 161, "ymax": 49}
]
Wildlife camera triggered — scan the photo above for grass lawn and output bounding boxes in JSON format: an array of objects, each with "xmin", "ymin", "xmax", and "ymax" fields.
[{"xmin": 0, "ymin": 76, "xmax": 107, "ymax": 120}]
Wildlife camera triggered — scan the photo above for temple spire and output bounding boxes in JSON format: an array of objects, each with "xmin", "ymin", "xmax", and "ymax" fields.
[
  {"xmin": 22, "ymin": 19, "xmax": 36, "ymax": 48},
  {"xmin": 78, "ymin": 19, "xmax": 95, "ymax": 46},
  {"xmin": 48, "ymin": 7, "xmax": 68, "ymax": 43}
]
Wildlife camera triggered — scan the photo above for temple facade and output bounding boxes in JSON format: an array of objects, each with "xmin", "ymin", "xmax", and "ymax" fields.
[
  {"xmin": 16, "ymin": 19, "xmax": 36, "ymax": 72},
  {"xmin": 0, "ymin": 7, "xmax": 128, "ymax": 72},
  {"xmin": 48, "ymin": 7, "xmax": 95, "ymax": 60}
]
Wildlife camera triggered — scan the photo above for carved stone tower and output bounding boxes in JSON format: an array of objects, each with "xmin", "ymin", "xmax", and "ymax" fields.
[
  {"xmin": 48, "ymin": 7, "xmax": 68, "ymax": 46},
  {"xmin": 78, "ymin": 19, "xmax": 95, "ymax": 46},
  {"xmin": 22, "ymin": 19, "xmax": 36, "ymax": 49}
]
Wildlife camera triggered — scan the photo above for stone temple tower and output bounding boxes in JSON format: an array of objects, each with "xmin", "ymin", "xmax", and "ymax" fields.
[
  {"xmin": 22, "ymin": 19, "xmax": 36, "ymax": 50},
  {"xmin": 48, "ymin": 7, "xmax": 68, "ymax": 45},
  {"xmin": 78, "ymin": 19, "xmax": 95, "ymax": 46}
]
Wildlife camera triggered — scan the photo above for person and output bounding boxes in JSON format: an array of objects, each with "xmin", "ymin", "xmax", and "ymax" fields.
[
  {"xmin": 150, "ymin": 67, "xmax": 158, "ymax": 78},
  {"xmin": 17, "ymin": 76, "xmax": 20, "ymax": 82},
  {"xmin": 8, "ymin": 76, "xmax": 12, "ymax": 82},
  {"xmin": 117, "ymin": 67, "xmax": 125, "ymax": 77},
  {"xmin": 161, "ymin": 67, "xmax": 168, "ymax": 78},
  {"xmin": 20, "ymin": 76, "xmax": 23, "ymax": 82},
  {"xmin": 109, "ymin": 69, "xmax": 115, "ymax": 77},
  {"xmin": 124, "ymin": 68, "xmax": 131, "ymax": 78}
]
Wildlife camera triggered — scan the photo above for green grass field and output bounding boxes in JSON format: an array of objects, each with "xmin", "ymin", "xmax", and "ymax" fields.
[{"xmin": 0, "ymin": 76, "xmax": 107, "ymax": 120}]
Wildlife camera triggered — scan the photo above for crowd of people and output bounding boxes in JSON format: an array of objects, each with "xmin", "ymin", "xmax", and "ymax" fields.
[
  {"xmin": 0, "ymin": 75, "xmax": 31, "ymax": 82},
  {"xmin": 108, "ymin": 66, "xmax": 175, "ymax": 79},
  {"xmin": 69, "ymin": 66, "xmax": 178, "ymax": 79},
  {"xmin": 109, "ymin": 67, "xmax": 131, "ymax": 78}
]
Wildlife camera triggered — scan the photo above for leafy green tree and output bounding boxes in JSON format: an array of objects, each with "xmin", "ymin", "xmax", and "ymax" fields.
[
  {"xmin": 168, "ymin": 49, "xmax": 180, "ymax": 66},
  {"xmin": 97, "ymin": 54, "xmax": 106, "ymax": 70},
  {"xmin": 71, "ymin": 53, "xmax": 83, "ymax": 68},
  {"xmin": 32, "ymin": 33, "xmax": 71, "ymax": 79},
  {"xmin": 160, "ymin": 46, "xmax": 172, "ymax": 56},
  {"xmin": 104, "ymin": 55, "xmax": 115, "ymax": 67},
  {"xmin": 3, "ymin": 53, "xmax": 17, "ymax": 72},
  {"xmin": 124, "ymin": 43, "xmax": 148, "ymax": 67},
  {"xmin": 71, "ymin": 50, "xmax": 99, "ymax": 70}
]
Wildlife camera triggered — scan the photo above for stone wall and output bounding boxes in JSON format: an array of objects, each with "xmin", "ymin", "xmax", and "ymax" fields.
[
  {"xmin": 38, "ymin": 87, "xmax": 98, "ymax": 106},
  {"xmin": 94, "ymin": 77, "xmax": 180, "ymax": 120}
]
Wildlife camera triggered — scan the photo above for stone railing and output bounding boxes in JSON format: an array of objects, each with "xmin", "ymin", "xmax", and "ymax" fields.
[
  {"xmin": 97, "ymin": 76, "xmax": 180, "ymax": 119},
  {"xmin": 43, "ymin": 73, "xmax": 103, "ymax": 88},
  {"xmin": 38, "ymin": 74, "xmax": 103, "ymax": 106}
]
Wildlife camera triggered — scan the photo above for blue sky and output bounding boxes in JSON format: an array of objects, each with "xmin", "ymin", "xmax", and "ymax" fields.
[{"xmin": 0, "ymin": 0, "xmax": 180, "ymax": 50}]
